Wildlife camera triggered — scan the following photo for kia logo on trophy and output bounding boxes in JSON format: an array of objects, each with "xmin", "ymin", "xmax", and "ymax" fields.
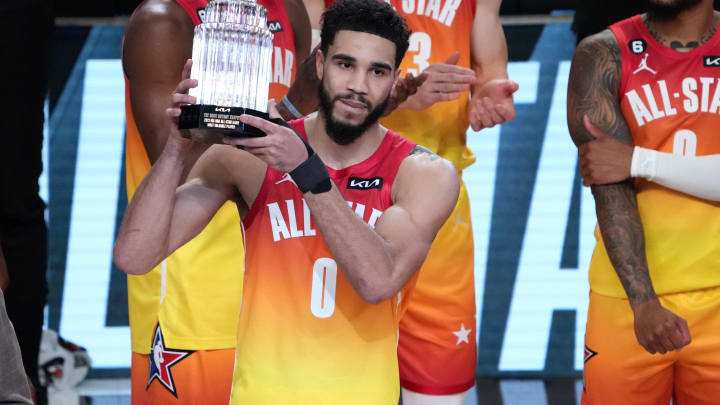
[{"xmin": 179, "ymin": 0, "xmax": 274, "ymax": 140}]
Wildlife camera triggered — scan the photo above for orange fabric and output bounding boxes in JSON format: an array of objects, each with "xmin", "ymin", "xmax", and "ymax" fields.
[
  {"xmin": 131, "ymin": 348, "xmax": 235, "ymax": 405},
  {"xmin": 398, "ymin": 181, "xmax": 475, "ymax": 395},
  {"xmin": 582, "ymin": 288, "xmax": 720, "ymax": 405},
  {"xmin": 379, "ymin": 0, "xmax": 476, "ymax": 171},
  {"xmin": 588, "ymin": 16, "xmax": 720, "ymax": 298},
  {"xmin": 229, "ymin": 119, "xmax": 416, "ymax": 404},
  {"xmin": 124, "ymin": 0, "xmax": 298, "ymax": 354}
]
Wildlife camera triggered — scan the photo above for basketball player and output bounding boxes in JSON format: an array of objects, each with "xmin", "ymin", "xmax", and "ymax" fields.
[
  {"xmin": 114, "ymin": 0, "xmax": 460, "ymax": 402},
  {"xmin": 567, "ymin": 0, "xmax": 720, "ymax": 403},
  {"xmin": 122, "ymin": 0, "xmax": 313, "ymax": 403},
  {"xmin": 578, "ymin": 119, "xmax": 720, "ymax": 202},
  {"xmin": 377, "ymin": 0, "xmax": 515, "ymax": 402}
]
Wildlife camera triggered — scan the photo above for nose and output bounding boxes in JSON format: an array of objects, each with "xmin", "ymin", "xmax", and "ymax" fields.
[{"xmin": 346, "ymin": 69, "xmax": 368, "ymax": 95}]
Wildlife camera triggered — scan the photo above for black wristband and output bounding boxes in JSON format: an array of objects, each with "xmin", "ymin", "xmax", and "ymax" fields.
[
  {"xmin": 290, "ymin": 152, "xmax": 332, "ymax": 194},
  {"xmin": 269, "ymin": 117, "xmax": 332, "ymax": 194}
]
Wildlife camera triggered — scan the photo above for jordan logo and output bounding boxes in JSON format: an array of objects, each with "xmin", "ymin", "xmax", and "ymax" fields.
[
  {"xmin": 275, "ymin": 173, "xmax": 297, "ymax": 187},
  {"xmin": 633, "ymin": 53, "xmax": 657, "ymax": 75}
]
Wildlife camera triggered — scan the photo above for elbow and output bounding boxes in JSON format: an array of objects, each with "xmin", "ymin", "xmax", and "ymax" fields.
[
  {"xmin": 357, "ymin": 283, "xmax": 399, "ymax": 305},
  {"xmin": 113, "ymin": 242, "xmax": 151, "ymax": 275}
]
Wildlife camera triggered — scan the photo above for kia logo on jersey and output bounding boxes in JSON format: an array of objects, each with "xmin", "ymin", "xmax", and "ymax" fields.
[
  {"xmin": 347, "ymin": 177, "xmax": 383, "ymax": 190},
  {"xmin": 704, "ymin": 56, "xmax": 720, "ymax": 67},
  {"xmin": 268, "ymin": 20, "xmax": 283, "ymax": 33}
]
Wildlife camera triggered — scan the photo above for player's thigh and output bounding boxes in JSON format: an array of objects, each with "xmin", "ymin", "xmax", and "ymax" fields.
[
  {"xmin": 132, "ymin": 347, "xmax": 235, "ymax": 405},
  {"xmin": 672, "ymin": 286, "xmax": 720, "ymax": 405},
  {"xmin": 398, "ymin": 182, "xmax": 475, "ymax": 395},
  {"xmin": 582, "ymin": 291, "xmax": 675, "ymax": 405}
]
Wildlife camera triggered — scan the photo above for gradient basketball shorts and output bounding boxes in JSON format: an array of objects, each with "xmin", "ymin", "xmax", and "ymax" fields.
[
  {"xmin": 131, "ymin": 325, "xmax": 235, "ymax": 405},
  {"xmin": 398, "ymin": 180, "xmax": 476, "ymax": 395},
  {"xmin": 583, "ymin": 287, "xmax": 720, "ymax": 405}
]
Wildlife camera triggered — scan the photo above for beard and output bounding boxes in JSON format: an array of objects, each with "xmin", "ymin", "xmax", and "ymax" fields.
[
  {"xmin": 647, "ymin": 0, "xmax": 703, "ymax": 21},
  {"xmin": 317, "ymin": 81, "xmax": 390, "ymax": 146}
]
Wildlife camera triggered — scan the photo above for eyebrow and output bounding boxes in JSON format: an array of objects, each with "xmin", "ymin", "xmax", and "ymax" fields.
[{"xmin": 332, "ymin": 53, "xmax": 393, "ymax": 71}]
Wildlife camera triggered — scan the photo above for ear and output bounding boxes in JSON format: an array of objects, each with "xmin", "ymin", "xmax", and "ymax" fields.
[
  {"xmin": 391, "ymin": 67, "xmax": 402, "ymax": 90},
  {"xmin": 315, "ymin": 48, "xmax": 325, "ymax": 81}
]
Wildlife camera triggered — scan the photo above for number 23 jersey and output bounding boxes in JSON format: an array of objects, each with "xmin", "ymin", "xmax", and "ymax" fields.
[
  {"xmin": 589, "ymin": 16, "xmax": 720, "ymax": 298},
  {"xmin": 230, "ymin": 119, "xmax": 417, "ymax": 404}
]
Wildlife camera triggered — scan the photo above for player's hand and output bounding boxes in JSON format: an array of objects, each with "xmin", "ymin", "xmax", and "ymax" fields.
[
  {"xmin": 402, "ymin": 52, "xmax": 476, "ymax": 111},
  {"xmin": 468, "ymin": 79, "xmax": 518, "ymax": 131},
  {"xmin": 383, "ymin": 71, "xmax": 427, "ymax": 116},
  {"xmin": 579, "ymin": 116, "xmax": 634, "ymax": 186},
  {"xmin": 632, "ymin": 299, "xmax": 691, "ymax": 355},
  {"xmin": 165, "ymin": 59, "xmax": 217, "ymax": 151},
  {"xmin": 222, "ymin": 100, "xmax": 309, "ymax": 173}
]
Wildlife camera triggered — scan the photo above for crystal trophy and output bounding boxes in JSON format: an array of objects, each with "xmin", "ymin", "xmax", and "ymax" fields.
[{"xmin": 178, "ymin": 0, "xmax": 274, "ymax": 139}]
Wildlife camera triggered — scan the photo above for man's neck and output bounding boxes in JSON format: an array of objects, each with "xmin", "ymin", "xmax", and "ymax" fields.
[
  {"xmin": 644, "ymin": 2, "xmax": 717, "ymax": 52},
  {"xmin": 304, "ymin": 112, "xmax": 386, "ymax": 170}
]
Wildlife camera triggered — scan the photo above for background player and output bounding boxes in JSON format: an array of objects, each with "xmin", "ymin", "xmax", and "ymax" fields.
[
  {"xmin": 378, "ymin": 0, "xmax": 515, "ymax": 403},
  {"xmin": 567, "ymin": 0, "xmax": 720, "ymax": 403},
  {"xmin": 122, "ymin": 0, "xmax": 312, "ymax": 402},
  {"xmin": 114, "ymin": 0, "xmax": 460, "ymax": 402}
]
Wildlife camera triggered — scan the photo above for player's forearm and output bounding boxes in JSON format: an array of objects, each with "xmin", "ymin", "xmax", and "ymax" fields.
[
  {"xmin": 114, "ymin": 139, "xmax": 197, "ymax": 275},
  {"xmin": 592, "ymin": 181, "xmax": 658, "ymax": 308},
  {"xmin": 277, "ymin": 52, "xmax": 320, "ymax": 120},
  {"xmin": 470, "ymin": 1, "xmax": 508, "ymax": 96},
  {"xmin": 632, "ymin": 147, "xmax": 720, "ymax": 201},
  {"xmin": 303, "ymin": 185, "xmax": 399, "ymax": 304}
]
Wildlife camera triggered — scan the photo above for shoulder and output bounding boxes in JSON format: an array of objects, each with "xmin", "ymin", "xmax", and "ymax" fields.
[
  {"xmin": 127, "ymin": 0, "xmax": 192, "ymax": 31},
  {"xmin": 574, "ymin": 29, "xmax": 621, "ymax": 69},
  {"xmin": 125, "ymin": 0, "xmax": 193, "ymax": 50},
  {"xmin": 393, "ymin": 145, "xmax": 459, "ymax": 201}
]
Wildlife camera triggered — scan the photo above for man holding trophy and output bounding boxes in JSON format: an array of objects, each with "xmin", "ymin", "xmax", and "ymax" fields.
[
  {"xmin": 115, "ymin": 0, "xmax": 459, "ymax": 402},
  {"xmin": 122, "ymin": 0, "xmax": 313, "ymax": 403}
]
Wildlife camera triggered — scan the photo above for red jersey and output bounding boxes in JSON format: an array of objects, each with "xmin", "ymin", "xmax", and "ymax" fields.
[
  {"xmin": 589, "ymin": 16, "xmax": 720, "ymax": 298},
  {"xmin": 230, "ymin": 119, "xmax": 417, "ymax": 403}
]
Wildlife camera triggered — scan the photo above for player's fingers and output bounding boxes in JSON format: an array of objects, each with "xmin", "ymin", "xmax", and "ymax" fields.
[
  {"xmin": 443, "ymin": 51, "xmax": 461, "ymax": 65},
  {"xmin": 482, "ymin": 98, "xmax": 504, "ymax": 125},
  {"xmin": 676, "ymin": 318, "xmax": 692, "ymax": 346},
  {"xmin": 431, "ymin": 71, "xmax": 476, "ymax": 84},
  {"xmin": 176, "ymin": 78, "xmax": 198, "ymax": 95},
  {"xmin": 495, "ymin": 104, "xmax": 517, "ymax": 122},
  {"xmin": 171, "ymin": 93, "xmax": 196, "ymax": 106},
  {"xmin": 583, "ymin": 115, "xmax": 605, "ymax": 139},
  {"xmin": 166, "ymin": 107, "xmax": 181, "ymax": 118},
  {"xmin": 223, "ymin": 135, "xmax": 273, "ymax": 148},
  {"xmin": 238, "ymin": 113, "xmax": 281, "ymax": 134},
  {"xmin": 267, "ymin": 99, "xmax": 282, "ymax": 119},
  {"xmin": 432, "ymin": 92, "xmax": 462, "ymax": 103},
  {"xmin": 428, "ymin": 82, "xmax": 470, "ymax": 94},
  {"xmin": 181, "ymin": 59, "xmax": 193, "ymax": 81},
  {"xmin": 434, "ymin": 65, "xmax": 476, "ymax": 78}
]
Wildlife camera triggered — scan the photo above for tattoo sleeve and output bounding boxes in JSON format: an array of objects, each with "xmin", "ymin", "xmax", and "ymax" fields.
[{"xmin": 567, "ymin": 30, "xmax": 657, "ymax": 306}]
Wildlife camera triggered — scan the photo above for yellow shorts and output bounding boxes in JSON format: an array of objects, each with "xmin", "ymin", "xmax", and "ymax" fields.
[
  {"xmin": 131, "ymin": 325, "xmax": 235, "ymax": 404},
  {"xmin": 583, "ymin": 287, "xmax": 720, "ymax": 405},
  {"xmin": 398, "ymin": 181, "xmax": 476, "ymax": 394}
]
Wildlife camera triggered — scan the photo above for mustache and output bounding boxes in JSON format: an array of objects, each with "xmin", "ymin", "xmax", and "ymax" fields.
[{"xmin": 333, "ymin": 93, "xmax": 370, "ymax": 108}]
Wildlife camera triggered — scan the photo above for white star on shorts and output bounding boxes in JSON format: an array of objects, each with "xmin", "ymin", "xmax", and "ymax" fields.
[{"xmin": 452, "ymin": 323, "xmax": 472, "ymax": 345}]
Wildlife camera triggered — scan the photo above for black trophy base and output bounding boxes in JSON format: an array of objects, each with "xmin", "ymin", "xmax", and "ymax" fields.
[{"xmin": 178, "ymin": 104, "xmax": 269, "ymax": 138}]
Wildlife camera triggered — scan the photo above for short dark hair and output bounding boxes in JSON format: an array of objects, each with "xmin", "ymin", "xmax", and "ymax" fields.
[{"xmin": 320, "ymin": 0, "xmax": 411, "ymax": 68}]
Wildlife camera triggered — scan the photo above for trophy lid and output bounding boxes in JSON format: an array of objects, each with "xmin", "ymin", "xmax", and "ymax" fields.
[{"xmin": 204, "ymin": 0, "xmax": 268, "ymax": 27}]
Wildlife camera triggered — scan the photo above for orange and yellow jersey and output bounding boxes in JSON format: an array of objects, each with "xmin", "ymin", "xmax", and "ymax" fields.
[
  {"xmin": 124, "ymin": 0, "xmax": 297, "ymax": 354},
  {"xmin": 379, "ymin": 0, "xmax": 476, "ymax": 171},
  {"xmin": 589, "ymin": 15, "xmax": 720, "ymax": 298},
  {"xmin": 230, "ymin": 119, "xmax": 416, "ymax": 404}
]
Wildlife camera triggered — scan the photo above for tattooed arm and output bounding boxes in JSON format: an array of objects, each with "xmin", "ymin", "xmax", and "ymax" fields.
[{"xmin": 567, "ymin": 30, "xmax": 690, "ymax": 354}]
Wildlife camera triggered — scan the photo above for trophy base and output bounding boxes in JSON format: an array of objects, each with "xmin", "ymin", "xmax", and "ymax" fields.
[{"xmin": 178, "ymin": 104, "xmax": 268, "ymax": 138}]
